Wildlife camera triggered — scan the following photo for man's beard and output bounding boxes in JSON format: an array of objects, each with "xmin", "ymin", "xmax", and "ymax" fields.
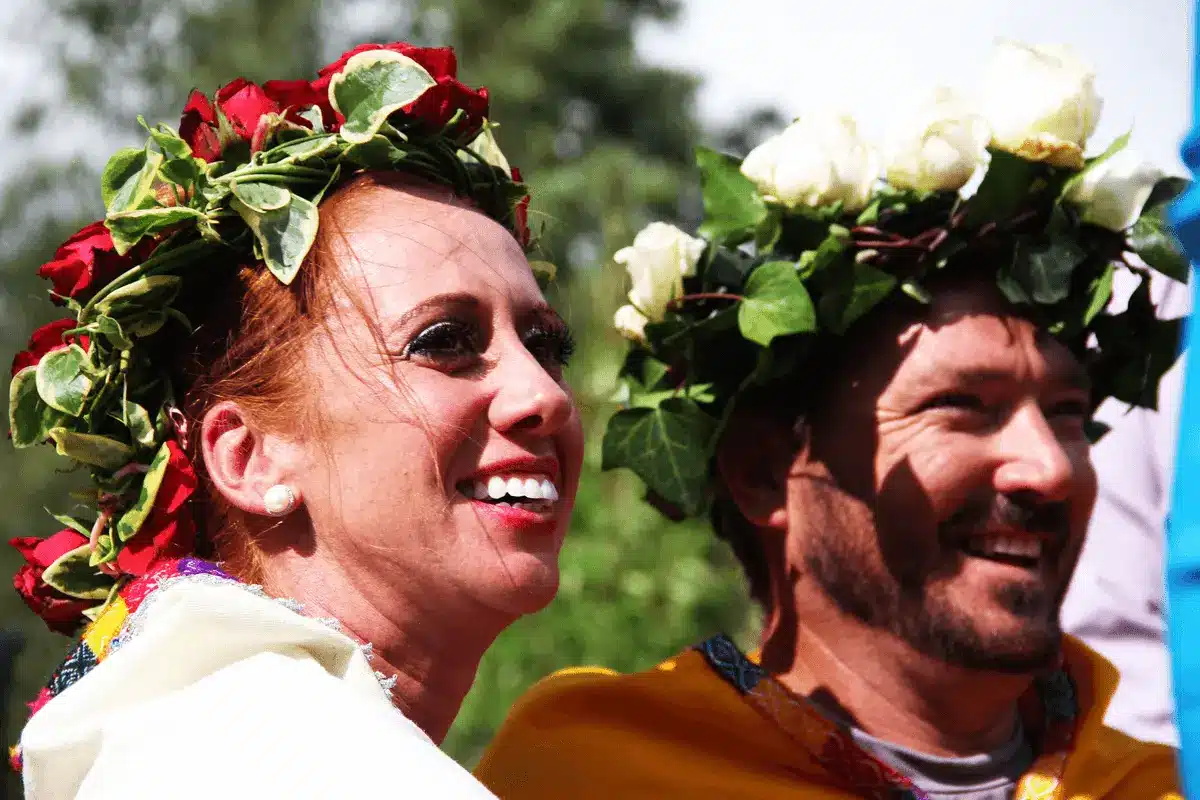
[{"xmin": 805, "ymin": 491, "xmax": 1074, "ymax": 673}]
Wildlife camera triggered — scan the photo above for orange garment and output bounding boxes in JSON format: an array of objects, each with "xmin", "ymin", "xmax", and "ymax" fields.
[{"xmin": 476, "ymin": 636, "xmax": 1180, "ymax": 799}]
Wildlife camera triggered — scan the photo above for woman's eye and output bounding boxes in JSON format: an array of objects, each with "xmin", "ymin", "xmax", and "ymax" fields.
[
  {"xmin": 402, "ymin": 320, "xmax": 481, "ymax": 366},
  {"xmin": 523, "ymin": 324, "xmax": 576, "ymax": 372}
]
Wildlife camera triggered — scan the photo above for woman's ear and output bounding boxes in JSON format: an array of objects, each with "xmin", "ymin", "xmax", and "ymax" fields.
[
  {"xmin": 201, "ymin": 401, "xmax": 301, "ymax": 517},
  {"xmin": 714, "ymin": 406, "xmax": 799, "ymax": 533}
]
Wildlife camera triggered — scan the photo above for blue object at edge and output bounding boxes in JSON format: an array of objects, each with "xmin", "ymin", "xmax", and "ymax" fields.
[{"xmin": 1166, "ymin": 5, "xmax": 1200, "ymax": 792}]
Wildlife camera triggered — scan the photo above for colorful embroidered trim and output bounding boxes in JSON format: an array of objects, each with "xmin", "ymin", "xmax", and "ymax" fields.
[{"xmin": 696, "ymin": 633, "xmax": 1079, "ymax": 800}]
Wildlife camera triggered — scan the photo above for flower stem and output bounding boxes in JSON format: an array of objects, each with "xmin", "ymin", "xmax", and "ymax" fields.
[{"xmin": 667, "ymin": 292, "xmax": 744, "ymax": 311}]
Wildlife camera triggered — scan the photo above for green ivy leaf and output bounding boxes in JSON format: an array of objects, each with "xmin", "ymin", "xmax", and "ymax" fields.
[
  {"xmin": 331, "ymin": 50, "xmax": 438, "ymax": 144},
  {"xmin": 695, "ymin": 147, "xmax": 768, "ymax": 245},
  {"xmin": 124, "ymin": 311, "xmax": 169, "ymax": 338},
  {"xmin": 230, "ymin": 181, "xmax": 291, "ymax": 213},
  {"xmin": 738, "ymin": 261, "xmax": 817, "ymax": 346},
  {"xmin": 107, "ymin": 206, "xmax": 205, "ymax": 253},
  {"xmin": 95, "ymin": 315, "xmax": 133, "ymax": 350},
  {"xmin": 629, "ymin": 383, "xmax": 717, "ymax": 409},
  {"xmin": 146, "ymin": 125, "xmax": 192, "ymax": 160},
  {"xmin": 601, "ymin": 398, "xmax": 718, "ymax": 516},
  {"xmin": 1083, "ymin": 261, "xmax": 1115, "ymax": 325},
  {"xmin": 48, "ymin": 513, "xmax": 92, "ymax": 538},
  {"xmin": 1008, "ymin": 236, "xmax": 1087, "ymax": 304},
  {"xmin": 95, "ymin": 275, "xmax": 183, "ymax": 316},
  {"xmin": 120, "ymin": 399, "xmax": 156, "ymax": 448},
  {"xmin": 35, "ymin": 344, "xmax": 94, "ymax": 416},
  {"xmin": 9, "ymin": 367, "xmax": 66, "ymax": 447},
  {"xmin": 115, "ymin": 442, "xmax": 172, "ymax": 543},
  {"xmin": 41, "ymin": 544, "xmax": 114, "ymax": 601},
  {"xmin": 966, "ymin": 150, "xmax": 1042, "ymax": 228},
  {"xmin": 1129, "ymin": 208, "xmax": 1189, "ymax": 282},
  {"xmin": 1145, "ymin": 176, "xmax": 1189, "ymax": 212},
  {"xmin": 47, "ymin": 428, "xmax": 134, "ymax": 470},
  {"xmin": 232, "ymin": 193, "xmax": 319, "ymax": 285},
  {"xmin": 821, "ymin": 262, "xmax": 898, "ymax": 334},
  {"xmin": 262, "ymin": 133, "xmax": 338, "ymax": 165},
  {"xmin": 101, "ymin": 146, "xmax": 162, "ymax": 221}
]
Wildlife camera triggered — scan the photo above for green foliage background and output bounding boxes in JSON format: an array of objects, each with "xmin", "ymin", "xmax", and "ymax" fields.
[{"xmin": 0, "ymin": 0, "xmax": 782, "ymax": 788}]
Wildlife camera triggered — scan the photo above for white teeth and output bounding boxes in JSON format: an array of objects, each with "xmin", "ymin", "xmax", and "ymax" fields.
[
  {"xmin": 970, "ymin": 535, "xmax": 1042, "ymax": 560},
  {"xmin": 464, "ymin": 474, "xmax": 560, "ymax": 504}
]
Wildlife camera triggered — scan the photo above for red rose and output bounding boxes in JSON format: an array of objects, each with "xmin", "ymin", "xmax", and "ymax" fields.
[
  {"xmin": 10, "ymin": 530, "xmax": 93, "ymax": 635},
  {"xmin": 511, "ymin": 166, "xmax": 531, "ymax": 248},
  {"xmin": 313, "ymin": 43, "xmax": 459, "ymax": 95},
  {"xmin": 115, "ymin": 441, "xmax": 198, "ymax": 577},
  {"xmin": 312, "ymin": 43, "xmax": 485, "ymax": 134},
  {"xmin": 178, "ymin": 78, "xmax": 280, "ymax": 162},
  {"xmin": 409, "ymin": 78, "xmax": 489, "ymax": 133},
  {"xmin": 179, "ymin": 90, "xmax": 221, "ymax": 162},
  {"xmin": 215, "ymin": 78, "xmax": 280, "ymax": 140},
  {"xmin": 10, "ymin": 319, "xmax": 88, "ymax": 377},
  {"xmin": 263, "ymin": 78, "xmax": 331, "ymax": 128},
  {"xmin": 36, "ymin": 221, "xmax": 142, "ymax": 304}
]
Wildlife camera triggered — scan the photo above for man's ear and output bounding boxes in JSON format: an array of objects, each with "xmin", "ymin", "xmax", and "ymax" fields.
[
  {"xmin": 201, "ymin": 401, "xmax": 301, "ymax": 517},
  {"xmin": 714, "ymin": 405, "xmax": 798, "ymax": 533}
]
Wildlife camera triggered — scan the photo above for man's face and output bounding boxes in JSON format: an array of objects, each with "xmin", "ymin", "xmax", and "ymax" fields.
[{"xmin": 787, "ymin": 277, "xmax": 1096, "ymax": 673}]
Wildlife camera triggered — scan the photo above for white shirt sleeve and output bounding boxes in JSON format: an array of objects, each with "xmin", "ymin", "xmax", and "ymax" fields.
[
  {"xmin": 1061, "ymin": 271, "xmax": 1188, "ymax": 746},
  {"xmin": 20, "ymin": 579, "xmax": 495, "ymax": 799}
]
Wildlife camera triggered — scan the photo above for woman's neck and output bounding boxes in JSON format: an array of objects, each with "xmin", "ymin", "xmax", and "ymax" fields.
[{"xmin": 259, "ymin": 552, "xmax": 506, "ymax": 743}]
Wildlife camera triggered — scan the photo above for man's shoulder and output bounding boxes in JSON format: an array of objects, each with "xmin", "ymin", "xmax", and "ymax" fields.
[
  {"xmin": 492, "ymin": 646, "xmax": 735, "ymax": 729},
  {"xmin": 1072, "ymin": 723, "xmax": 1182, "ymax": 799},
  {"xmin": 474, "ymin": 644, "xmax": 791, "ymax": 798}
]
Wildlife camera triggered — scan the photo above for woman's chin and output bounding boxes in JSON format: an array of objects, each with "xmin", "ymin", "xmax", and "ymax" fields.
[{"xmin": 485, "ymin": 553, "xmax": 561, "ymax": 617}]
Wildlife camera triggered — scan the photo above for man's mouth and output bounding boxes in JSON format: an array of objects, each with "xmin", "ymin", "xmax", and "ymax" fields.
[
  {"xmin": 456, "ymin": 474, "xmax": 560, "ymax": 513},
  {"xmin": 961, "ymin": 533, "xmax": 1045, "ymax": 569}
]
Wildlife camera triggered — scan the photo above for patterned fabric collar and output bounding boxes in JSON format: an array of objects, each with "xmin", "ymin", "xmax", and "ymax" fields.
[
  {"xmin": 9, "ymin": 557, "xmax": 392, "ymax": 773},
  {"xmin": 696, "ymin": 633, "xmax": 1079, "ymax": 800}
]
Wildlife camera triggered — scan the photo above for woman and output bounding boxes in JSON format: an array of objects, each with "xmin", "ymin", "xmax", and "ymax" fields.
[{"xmin": 8, "ymin": 42, "xmax": 582, "ymax": 798}]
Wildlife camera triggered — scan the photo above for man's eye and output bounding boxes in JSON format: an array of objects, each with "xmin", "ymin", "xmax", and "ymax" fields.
[
  {"xmin": 1049, "ymin": 399, "xmax": 1090, "ymax": 419},
  {"xmin": 920, "ymin": 393, "xmax": 986, "ymax": 413},
  {"xmin": 402, "ymin": 320, "xmax": 481, "ymax": 365}
]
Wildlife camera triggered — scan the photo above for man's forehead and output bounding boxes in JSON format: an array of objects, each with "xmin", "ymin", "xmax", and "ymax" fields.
[{"xmin": 894, "ymin": 301, "xmax": 1088, "ymax": 390}]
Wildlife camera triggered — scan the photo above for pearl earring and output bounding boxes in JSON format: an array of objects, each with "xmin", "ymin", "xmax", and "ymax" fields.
[{"xmin": 263, "ymin": 484, "xmax": 298, "ymax": 517}]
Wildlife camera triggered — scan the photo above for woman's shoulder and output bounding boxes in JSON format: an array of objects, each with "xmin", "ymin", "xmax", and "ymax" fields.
[{"xmin": 18, "ymin": 558, "xmax": 493, "ymax": 799}]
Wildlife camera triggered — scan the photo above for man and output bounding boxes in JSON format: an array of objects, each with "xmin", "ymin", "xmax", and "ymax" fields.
[{"xmin": 477, "ymin": 40, "xmax": 1183, "ymax": 799}]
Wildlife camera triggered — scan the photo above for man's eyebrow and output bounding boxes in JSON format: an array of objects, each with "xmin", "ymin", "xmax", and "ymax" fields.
[{"xmin": 940, "ymin": 364, "xmax": 1090, "ymax": 391}]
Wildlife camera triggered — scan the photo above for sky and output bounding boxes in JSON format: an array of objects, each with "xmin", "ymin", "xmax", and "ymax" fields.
[
  {"xmin": 0, "ymin": 0, "xmax": 1193, "ymax": 178},
  {"xmin": 640, "ymin": 0, "xmax": 1194, "ymax": 173}
]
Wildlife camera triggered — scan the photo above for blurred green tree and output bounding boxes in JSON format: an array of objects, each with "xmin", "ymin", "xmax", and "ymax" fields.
[{"xmin": 0, "ymin": 0, "xmax": 764, "ymax": 786}]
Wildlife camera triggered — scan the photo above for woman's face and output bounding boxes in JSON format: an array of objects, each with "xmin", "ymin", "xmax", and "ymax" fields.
[{"xmin": 286, "ymin": 184, "xmax": 583, "ymax": 620}]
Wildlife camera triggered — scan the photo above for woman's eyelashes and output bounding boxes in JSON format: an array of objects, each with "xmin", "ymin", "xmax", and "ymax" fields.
[
  {"xmin": 400, "ymin": 316, "xmax": 576, "ymax": 375},
  {"xmin": 523, "ymin": 322, "xmax": 576, "ymax": 372},
  {"xmin": 402, "ymin": 319, "xmax": 482, "ymax": 369}
]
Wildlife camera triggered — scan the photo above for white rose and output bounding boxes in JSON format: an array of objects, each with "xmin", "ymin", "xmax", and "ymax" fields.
[
  {"xmin": 465, "ymin": 124, "xmax": 512, "ymax": 177},
  {"xmin": 978, "ymin": 40, "xmax": 1103, "ymax": 170},
  {"xmin": 613, "ymin": 304, "xmax": 650, "ymax": 343},
  {"xmin": 613, "ymin": 222, "xmax": 706, "ymax": 322},
  {"xmin": 740, "ymin": 112, "xmax": 880, "ymax": 212},
  {"xmin": 1066, "ymin": 149, "xmax": 1163, "ymax": 232},
  {"xmin": 885, "ymin": 88, "xmax": 991, "ymax": 193}
]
